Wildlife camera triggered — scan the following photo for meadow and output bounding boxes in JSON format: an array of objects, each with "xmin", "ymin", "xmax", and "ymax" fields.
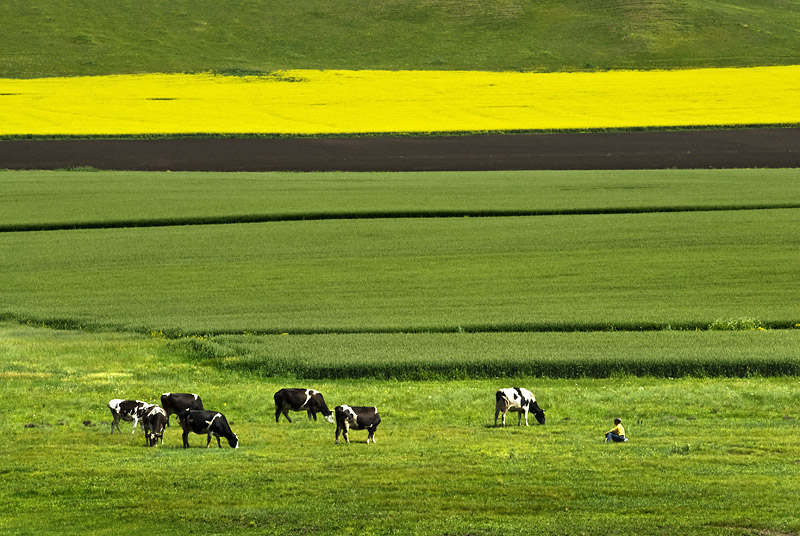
[
  {"xmin": 2, "ymin": 322, "xmax": 799, "ymax": 536},
  {"xmin": 2, "ymin": 0, "xmax": 798, "ymax": 77},
  {"xmin": 2, "ymin": 1, "xmax": 799, "ymax": 533}
]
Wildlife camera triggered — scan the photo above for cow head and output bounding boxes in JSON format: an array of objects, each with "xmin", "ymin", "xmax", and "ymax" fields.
[
  {"xmin": 228, "ymin": 433, "xmax": 239, "ymax": 449},
  {"xmin": 148, "ymin": 431, "xmax": 163, "ymax": 447},
  {"xmin": 531, "ymin": 402, "xmax": 546, "ymax": 425}
]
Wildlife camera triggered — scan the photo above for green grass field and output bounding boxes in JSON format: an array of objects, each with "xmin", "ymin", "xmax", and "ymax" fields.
[
  {"xmin": 2, "ymin": 169, "xmax": 798, "ymax": 338},
  {"xmin": 1, "ymin": 0, "xmax": 798, "ymax": 77},
  {"xmin": 2, "ymin": 168, "xmax": 799, "ymax": 230},
  {"xmin": 3, "ymin": 3, "xmax": 799, "ymax": 532},
  {"xmin": 2, "ymin": 323, "xmax": 799, "ymax": 536}
]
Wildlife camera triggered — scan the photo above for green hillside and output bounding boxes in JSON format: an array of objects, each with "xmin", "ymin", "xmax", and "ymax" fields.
[{"xmin": 2, "ymin": 0, "xmax": 798, "ymax": 77}]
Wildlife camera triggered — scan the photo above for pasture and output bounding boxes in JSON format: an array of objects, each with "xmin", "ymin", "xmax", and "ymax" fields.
[
  {"xmin": 1, "ymin": 0, "xmax": 798, "ymax": 77},
  {"xmin": 2, "ymin": 166, "xmax": 798, "ymax": 536},
  {"xmin": 2, "ymin": 322, "xmax": 799, "ymax": 536}
]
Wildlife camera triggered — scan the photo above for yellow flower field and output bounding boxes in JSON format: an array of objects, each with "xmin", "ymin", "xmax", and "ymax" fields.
[{"xmin": 1, "ymin": 66, "xmax": 798, "ymax": 136}]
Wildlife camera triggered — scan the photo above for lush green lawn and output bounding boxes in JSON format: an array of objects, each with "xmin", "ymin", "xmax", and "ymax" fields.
[
  {"xmin": 2, "ymin": 323, "xmax": 799, "ymax": 536},
  {"xmin": 2, "ymin": 169, "xmax": 799, "ymax": 230},
  {"xmin": 2, "ymin": 0, "xmax": 798, "ymax": 77}
]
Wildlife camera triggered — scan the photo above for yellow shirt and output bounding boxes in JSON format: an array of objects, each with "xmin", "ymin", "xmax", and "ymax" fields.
[{"xmin": 607, "ymin": 423, "xmax": 625, "ymax": 437}]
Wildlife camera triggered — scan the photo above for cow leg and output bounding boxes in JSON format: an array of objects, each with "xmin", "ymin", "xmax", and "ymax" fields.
[
  {"xmin": 367, "ymin": 427, "xmax": 376, "ymax": 444},
  {"xmin": 130, "ymin": 417, "xmax": 139, "ymax": 435},
  {"xmin": 308, "ymin": 410, "xmax": 315, "ymax": 421},
  {"xmin": 501, "ymin": 409, "xmax": 508, "ymax": 427},
  {"xmin": 335, "ymin": 426, "xmax": 341, "ymax": 444},
  {"xmin": 216, "ymin": 436, "xmax": 222, "ymax": 448},
  {"xmin": 182, "ymin": 429, "xmax": 190, "ymax": 448},
  {"xmin": 206, "ymin": 433, "xmax": 212, "ymax": 448},
  {"xmin": 111, "ymin": 416, "xmax": 120, "ymax": 434},
  {"xmin": 494, "ymin": 408, "xmax": 500, "ymax": 427},
  {"xmin": 343, "ymin": 425, "xmax": 350, "ymax": 444},
  {"xmin": 522, "ymin": 408, "xmax": 530, "ymax": 426},
  {"xmin": 282, "ymin": 409, "xmax": 293, "ymax": 423}
]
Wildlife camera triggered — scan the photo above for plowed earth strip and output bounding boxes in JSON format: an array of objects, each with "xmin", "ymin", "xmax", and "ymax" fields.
[{"xmin": 2, "ymin": 128, "xmax": 798, "ymax": 171}]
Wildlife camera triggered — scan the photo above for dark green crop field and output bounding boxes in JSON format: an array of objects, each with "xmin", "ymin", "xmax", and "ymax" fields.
[
  {"xmin": 1, "ymin": 0, "xmax": 798, "ymax": 77},
  {"xmin": 2, "ymin": 168, "xmax": 799, "ymax": 230},
  {"xmin": 2, "ymin": 168, "xmax": 798, "ymax": 380}
]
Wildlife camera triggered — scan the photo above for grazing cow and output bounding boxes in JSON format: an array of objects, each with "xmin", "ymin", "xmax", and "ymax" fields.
[
  {"xmin": 494, "ymin": 387, "xmax": 546, "ymax": 427},
  {"xmin": 107, "ymin": 399, "xmax": 152, "ymax": 435},
  {"xmin": 178, "ymin": 409, "xmax": 239, "ymax": 449},
  {"xmin": 142, "ymin": 405, "xmax": 168, "ymax": 447},
  {"xmin": 160, "ymin": 392, "xmax": 204, "ymax": 426},
  {"xmin": 274, "ymin": 388, "xmax": 334, "ymax": 423},
  {"xmin": 334, "ymin": 405, "xmax": 381, "ymax": 445}
]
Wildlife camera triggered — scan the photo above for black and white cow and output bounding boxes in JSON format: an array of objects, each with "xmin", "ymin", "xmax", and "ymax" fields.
[
  {"xmin": 334, "ymin": 405, "xmax": 381, "ymax": 445},
  {"xmin": 178, "ymin": 409, "xmax": 239, "ymax": 449},
  {"xmin": 494, "ymin": 387, "xmax": 545, "ymax": 427},
  {"xmin": 142, "ymin": 405, "xmax": 168, "ymax": 447},
  {"xmin": 274, "ymin": 388, "xmax": 334, "ymax": 423},
  {"xmin": 107, "ymin": 399, "xmax": 152, "ymax": 435},
  {"xmin": 160, "ymin": 392, "xmax": 204, "ymax": 426}
]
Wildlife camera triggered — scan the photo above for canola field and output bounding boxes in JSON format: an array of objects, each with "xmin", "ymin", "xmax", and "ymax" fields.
[{"xmin": 2, "ymin": 65, "xmax": 799, "ymax": 136}]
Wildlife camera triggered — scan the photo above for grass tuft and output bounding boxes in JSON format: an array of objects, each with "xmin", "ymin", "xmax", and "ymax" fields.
[{"xmin": 709, "ymin": 317, "xmax": 764, "ymax": 331}]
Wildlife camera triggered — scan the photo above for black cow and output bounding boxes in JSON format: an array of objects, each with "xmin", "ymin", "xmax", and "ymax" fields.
[
  {"xmin": 178, "ymin": 409, "xmax": 239, "ymax": 449},
  {"xmin": 107, "ymin": 399, "xmax": 152, "ymax": 435},
  {"xmin": 334, "ymin": 405, "xmax": 381, "ymax": 445},
  {"xmin": 274, "ymin": 388, "xmax": 334, "ymax": 423},
  {"xmin": 160, "ymin": 392, "xmax": 204, "ymax": 426},
  {"xmin": 494, "ymin": 387, "xmax": 545, "ymax": 427},
  {"xmin": 142, "ymin": 405, "xmax": 168, "ymax": 447}
]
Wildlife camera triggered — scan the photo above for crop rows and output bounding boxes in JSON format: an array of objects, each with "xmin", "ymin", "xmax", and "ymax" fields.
[
  {"xmin": 3, "ymin": 168, "xmax": 798, "ymax": 379},
  {"xmin": 2, "ymin": 168, "xmax": 798, "ymax": 228}
]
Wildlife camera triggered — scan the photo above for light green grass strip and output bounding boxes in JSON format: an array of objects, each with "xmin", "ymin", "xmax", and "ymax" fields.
[
  {"xmin": 2, "ymin": 168, "xmax": 799, "ymax": 228},
  {"xmin": 2, "ymin": 209, "xmax": 797, "ymax": 334}
]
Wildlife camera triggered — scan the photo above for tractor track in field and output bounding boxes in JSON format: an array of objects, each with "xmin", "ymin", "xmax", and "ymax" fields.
[{"xmin": 1, "ymin": 127, "xmax": 799, "ymax": 171}]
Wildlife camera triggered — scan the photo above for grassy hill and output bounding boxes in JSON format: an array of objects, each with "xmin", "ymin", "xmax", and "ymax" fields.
[{"xmin": 2, "ymin": 0, "xmax": 798, "ymax": 77}]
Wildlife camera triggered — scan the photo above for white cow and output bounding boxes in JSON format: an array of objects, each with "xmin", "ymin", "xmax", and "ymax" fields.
[
  {"xmin": 107, "ymin": 399, "xmax": 152, "ymax": 434},
  {"xmin": 494, "ymin": 388, "xmax": 545, "ymax": 426}
]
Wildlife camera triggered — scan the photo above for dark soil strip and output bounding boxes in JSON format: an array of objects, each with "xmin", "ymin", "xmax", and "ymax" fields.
[{"xmin": 1, "ymin": 128, "xmax": 798, "ymax": 171}]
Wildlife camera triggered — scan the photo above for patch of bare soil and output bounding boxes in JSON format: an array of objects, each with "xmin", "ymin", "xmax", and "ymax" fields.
[{"xmin": 1, "ymin": 128, "xmax": 798, "ymax": 171}]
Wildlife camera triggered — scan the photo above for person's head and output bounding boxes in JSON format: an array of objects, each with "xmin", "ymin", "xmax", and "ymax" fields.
[{"xmin": 614, "ymin": 418, "xmax": 622, "ymax": 425}]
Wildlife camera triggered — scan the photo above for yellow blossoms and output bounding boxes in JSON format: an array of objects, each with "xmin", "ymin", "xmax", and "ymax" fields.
[{"xmin": 1, "ymin": 66, "xmax": 798, "ymax": 136}]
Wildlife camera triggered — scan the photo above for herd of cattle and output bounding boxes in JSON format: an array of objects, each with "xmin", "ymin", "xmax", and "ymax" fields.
[{"xmin": 107, "ymin": 387, "xmax": 545, "ymax": 448}]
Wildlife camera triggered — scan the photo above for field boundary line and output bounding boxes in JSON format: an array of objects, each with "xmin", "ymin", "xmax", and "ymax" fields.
[
  {"xmin": 3, "ymin": 204, "xmax": 799, "ymax": 233},
  {"xmin": 3, "ymin": 314, "xmax": 798, "ymax": 337}
]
